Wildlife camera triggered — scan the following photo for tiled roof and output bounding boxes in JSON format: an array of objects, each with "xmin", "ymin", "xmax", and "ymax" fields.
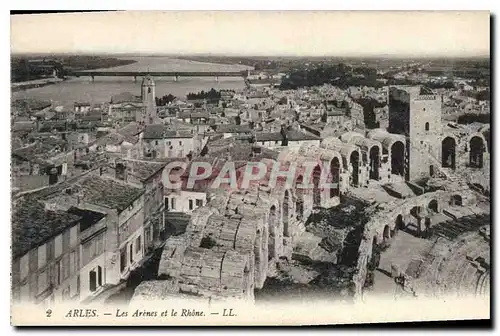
[
  {"xmin": 11, "ymin": 197, "xmax": 82, "ymax": 259},
  {"xmin": 286, "ymin": 129, "xmax": 321, "ymax": 141},
  {"xmin": 255, "ymin": 132, "xmax": 283, "ymax": 142},
  {"xmin": 213, "ymin": 124, "xmax": 252, "ymax": 134},
  {"xmin": 78, "ymin": 176, "xmax": 145, "ymax": 212},
  {"xmin": 123, "ymin": 159, "xmax": 167, "ymax": 182},
  {"xmin": 143, "ymin": 124, "xmax": 194, "ymax": 139},
  {"xmin": 110, "ymin": 92, "xmax": 142, "ymax": 104}
]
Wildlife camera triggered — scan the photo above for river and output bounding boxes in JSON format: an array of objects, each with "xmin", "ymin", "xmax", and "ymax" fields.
[{"xmin": 11, "ymin": 56, "xmax": 253, "ymax": 106}]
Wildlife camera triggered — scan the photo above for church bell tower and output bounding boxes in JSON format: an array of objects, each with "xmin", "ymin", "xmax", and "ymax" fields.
[{"xmin": 141, "ymin": 75, "xmax": 157, "ymax": 124}]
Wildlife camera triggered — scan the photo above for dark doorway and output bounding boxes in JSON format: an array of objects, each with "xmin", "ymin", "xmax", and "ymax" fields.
[
  {"xmin": 391, "ymin": 141, "xmax": 405, "ymax": 176},
  {"xmin": 369, "ymin": 146, "xmax": 380, "ymax": 180},
  {"xmin": 350, "ymin": 151, "xmax": 360, "ymax": 186},
  {"xmin": 312, "ymin": 165, "xmax": 322, "ymax": 207},
  {"xmin": 441, "ymin": 137, "xmax": 456, "ymax": 169},
  {"xmin": 330, "ymin": 158, "xmax": 340, "ymax": 197},
  {"xmin": 469, "ymin": 136, "xmax": 485, "ymax": 168}
]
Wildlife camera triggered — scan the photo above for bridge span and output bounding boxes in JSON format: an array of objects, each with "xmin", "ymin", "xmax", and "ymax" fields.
[{"xmin": 67, "ymin": 70, "xmax": 250, "ymax": 82}]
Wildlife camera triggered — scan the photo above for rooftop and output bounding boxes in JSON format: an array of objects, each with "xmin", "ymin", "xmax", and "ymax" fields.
[
  {"xmin": 12, "ymin": 197, "xmax": 82, "ymax": 259},
  {"xmin": 78, "ymin": 176, "xmax": 145, "ymax": 212},
  {"xmin": 67, "ymin": 206, "xmax": 106, "ymax": 232},
  {"xmin": 122, "ymin": 159, "xmax": 167, "ymax": 182}
]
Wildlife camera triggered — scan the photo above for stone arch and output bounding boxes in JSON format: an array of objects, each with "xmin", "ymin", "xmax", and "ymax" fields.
[
  {"xmin": 330, "ymin": 157, "xmax": 340, "ymax": 197},
  {"xmin": 283, "ymin": 190, "xmax": 291, "ymax": 237},
  {"xmin": 350, "ymin": 150, "xmax": 360, "ymax": 186},
  {"xmin": 383, "ymin": 224, "xmax": 391, "ymax": 243},
  {"xmin": 469, "ymin": 136, "xmax": 485, "ymax": 168},
  {"xmin": 295, "ymin": 175, "xmax": 304, "ymax": 220},
  {"xmin": 450, "ymin": 194, "xmax": 463, "ymax": 206},
  {"xmin": 369, "ymin": 145, "xmax": 380, "ymax": 180},
  {"xmin": 391, "ymin": 141, "xmax": 405, "ymax": 176},
  {"xmin": 441, "ymin": 136, "xmax": 456, "ymax": 169},
  {"xmin": 428, "ymin": 199, "xmax": 439, "ymax": 213},
  {"xmin": 312, "ymin": 164, "xmax": 322, "ymax": 207},
  {"xmin": 395, "ymin": 214, "xmax": 404, "ymax": 231}
]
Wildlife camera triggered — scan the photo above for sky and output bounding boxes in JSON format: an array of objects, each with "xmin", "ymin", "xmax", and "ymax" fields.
[{"xmin": 10, "ymin": 11, "xmax": 490, "ymax": 57}]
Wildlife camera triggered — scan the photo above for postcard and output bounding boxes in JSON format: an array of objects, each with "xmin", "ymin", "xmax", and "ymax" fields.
[{"xmin": 10, "ymin": 10, "xmax": 490, "ymax": 326}]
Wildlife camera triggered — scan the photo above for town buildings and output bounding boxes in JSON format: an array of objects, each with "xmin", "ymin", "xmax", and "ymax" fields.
[{"xmin": 11, "ymin": 70, "xmax": 490, "ymax": 306}]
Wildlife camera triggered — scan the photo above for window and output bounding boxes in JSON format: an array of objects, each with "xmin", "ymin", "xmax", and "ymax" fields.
[
  {"xmin": 189, "ymin": 199, "xmax": 194, "ymax": 210},
  {"xmin": 135, "ymin": 236, "xmax": 141, "ymax": 254},
  {"xmin": 148, "ymin": 87, "xmax": 151, "ymax": 93},
  {"xmin": 37, "ymin": 270, "xmax": 48, "ymax": 295},
  {"xmin": 55, "ymin": 259, "xmax": 62, "ymax": 286},
  {"xmin": 89, "ymin": 270, "xmax": 97, "ymax": 292},
  {"xmin": 196, "ymin": 199, "xmax": 203, "ymax": 207},
  {"xmin": 171, "ymin": 198, "xmax": 176, "ymax": 210},
  {"xmin": 129, "ymin": 244, "xmax": 134, "ymax": 264},
  {"xmin": 425, "ymin": 122, "xmax": 430, "ymax": 131},
  {"xmin": 97, "ymin": 266, "xmax": 102, "ymax": 287},
  {"xmin": 179, "ymin": 141, "xmax": 183, "ymax": 145},
  {"xmin": 120, "ymin": 247, "xmax": 127, "ymax": 273},
  {"xmin": 89, "ymin": 266, "xmax": 102, "ymax": 293},
  {"xmin": 155, "ymin": 140, "xmax": 158, "ymax": 146},
  {"xmin": 145, "ymin": 227, "xmax": 152, "ymax": 245},
  {"xmin": 165, "ymin": 197, "xmax": 169, "ymax": 210}
]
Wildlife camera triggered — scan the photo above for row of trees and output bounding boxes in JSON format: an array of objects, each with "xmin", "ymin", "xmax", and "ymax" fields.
[
  {"xmin": 155, "ymin": 94, "xmax": 176, "ymax": 106},
  {"xmin": 186, "ymin": 88, "xmax": 222, "ymax": 101}
]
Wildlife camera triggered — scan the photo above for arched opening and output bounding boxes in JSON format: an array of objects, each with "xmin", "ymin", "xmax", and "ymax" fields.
[
  {"xmin": 268, "ymin": 205, "xmax": 277, "ymax": 260},
  {"xmin": 395, "ymin": 214, "xmax": 404, "ymax": 231},
  {"xmin": 295, "ymin": 175, "xmax": 304, "ymax": 220},
  {"xmin": 450, "ymin": 195, "xmax": 463, "ymax": 206},
  {"xmin": 330, "ymin": 158, "xmax": 340, "ymax": 197},
  {"xmin": 425, "ymin": 122, "xmax": 430, "ymax": 131},
  {"xmin": 391, "ymin": 141, "xmax": 405, "ymax": 176},
  {"xmin": 350, "ymin": 151, "xmax": 360, "ymax": 186},
  {"xmin": 383, "ymin": 225, "xmax": 391, "ymax": 244},
  {"xmin": 441, "ymin": 137, "xmax": 456, "ymax": 169},
  {"xmin": 469, "ymin": 136, "xmax": 485, "ymax": 168},
  {"xmin": 428, "ymin": 199, "xmax": 438, "ymax": 213},
  {"xmin": 312, "ymin": 165, "xmax": 322, "ymax": 207},
  {"xmin": 283, "ymin": 191, "xmax": 290, "ymax": 237},
  {"xmin": 369, "ymin": 146, "xmax": 380, "ymax": 180}
]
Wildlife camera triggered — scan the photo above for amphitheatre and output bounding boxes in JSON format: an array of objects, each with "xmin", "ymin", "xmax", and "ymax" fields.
[{"xmin": 131, "ymin": 86, "xmax": 490, "ymax": 305}]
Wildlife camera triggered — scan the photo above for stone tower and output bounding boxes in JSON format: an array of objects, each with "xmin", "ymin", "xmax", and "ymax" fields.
[
  {"xmin": 141, "ymin": 75, "xmax": 157, "ymax": 124},
  {"xmin": 388, "ymin": 86, "xmax": 442, "ymax": 180}
]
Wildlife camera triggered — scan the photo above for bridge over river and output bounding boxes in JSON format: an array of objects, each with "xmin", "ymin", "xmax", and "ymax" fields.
[{"xmin": 67, "ymin": 70, "xmax": 250, "ymax": 82}]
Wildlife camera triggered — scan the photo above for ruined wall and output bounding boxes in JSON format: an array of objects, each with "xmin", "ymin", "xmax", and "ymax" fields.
[{"xmin": 351, "ymin": 188, "xmax": 484, "ymax": 301}]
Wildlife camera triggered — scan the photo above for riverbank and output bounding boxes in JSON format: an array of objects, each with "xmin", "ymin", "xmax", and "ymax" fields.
[{"xmin": 11, "ymin": 77, "xmax": 64, "ymax": 92}]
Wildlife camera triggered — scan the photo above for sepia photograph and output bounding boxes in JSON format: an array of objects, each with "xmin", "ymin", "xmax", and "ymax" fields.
[{"xmin": 9, "ymin": 10, "xmax": 491, "ymax": 326}]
